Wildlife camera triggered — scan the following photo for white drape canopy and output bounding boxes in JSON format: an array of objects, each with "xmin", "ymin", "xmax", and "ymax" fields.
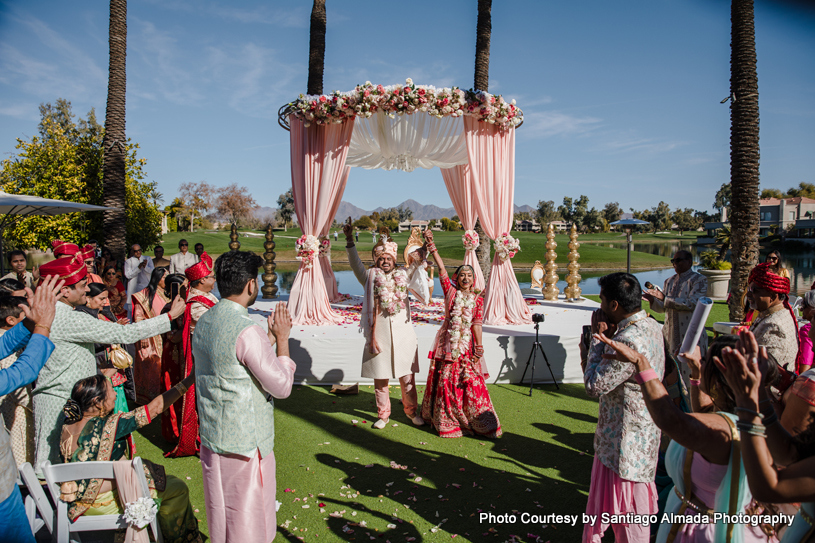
[{"xmin": 346, "ymin": 112, "xmax": 468, "ymax": 172}]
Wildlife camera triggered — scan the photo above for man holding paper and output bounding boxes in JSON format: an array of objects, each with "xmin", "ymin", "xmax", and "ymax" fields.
[{"xmin": 643, "ymin": 250, "xmax": 707, "ymax": 385}]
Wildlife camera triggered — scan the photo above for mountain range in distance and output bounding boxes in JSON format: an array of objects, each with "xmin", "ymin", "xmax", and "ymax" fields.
[{"xmin": 254, "ymin": 199, "xmax": 535, "ymax": 222}]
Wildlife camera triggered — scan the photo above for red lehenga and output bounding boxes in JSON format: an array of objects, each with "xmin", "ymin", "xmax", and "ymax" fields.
[{"xmin": 420, "ymin": 273, "xmax": 502, "ymax": 438}]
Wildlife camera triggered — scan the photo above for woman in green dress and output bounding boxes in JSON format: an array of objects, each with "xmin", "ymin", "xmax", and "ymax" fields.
[{"xmin": 59, "ymin": 372, "xmax": 202, "ymax": 543}]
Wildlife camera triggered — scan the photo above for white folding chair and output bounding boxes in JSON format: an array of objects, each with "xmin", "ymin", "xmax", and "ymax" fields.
[
  {"xmin": 17, "ymin": 462, "xmax": 53, "ymax": 537},
  {"xmin": 41, "ymin": 457, "xmax": 162, "ymax": 543}
]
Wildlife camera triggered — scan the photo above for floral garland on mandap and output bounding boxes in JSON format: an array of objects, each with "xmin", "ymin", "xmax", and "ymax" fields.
[
  {"xmin": 295, "ymin": 234, "xmax": 320, "ymax": 269},
  {"xmin": 462, "ymin": 229, "xmax": 480, "ymax": 252},
  {"xmin": 289, "ymin": 79, "xmax": 523, "ymax": 130},
  {"xmin": 450, "ymin": 290, "xmax": 477, "ymax": 360},
  {"xmin": 373, "ymin": 269, "xmax": 408, "ymax": 316},
  {"xmin": 318, "ymin": 237, "xmax": 331, "ymax": 258},
  {"xmin": 494, "ymin": 233, "xmax": 520, "ymax": 262}
]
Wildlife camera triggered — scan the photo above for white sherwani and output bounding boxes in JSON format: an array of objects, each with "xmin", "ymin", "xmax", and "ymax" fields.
[
  {"xmin": 347, "ymin": 246, "xmax": 419, "ymax": 380},
  {"xmin": 649, "ymin": 269, "xmax": 709, "ymax": 356}
]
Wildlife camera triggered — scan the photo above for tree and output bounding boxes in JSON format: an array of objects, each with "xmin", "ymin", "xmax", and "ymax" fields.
[
  {"xmin": 786, "ymin": 182, "xmax": 815, "ymax": 199},
  {"xmin": 102, "ymin": 0, "xmax": 129, "ymax": 262},
  {"xmin": 1, "ymin": 101, "xmax": 161, "ymax": 250},
  {"xmin": 307, "ymin": 0, "xmax": 326, "ymax": 96},
  {"xmin": 558, "ymin": 195, "xmax": 589, "ymax": 230},
  {"xmin": 353, "ymin": 215, "xmax": 374, "ymax": 230},
  {"xmin": 647, "ymin": 201, "xmax": 673, "ymax": 233},
  {"xmin": 727, "ymin": 0, "xmax": 761, "ymax": 322},
  {"xmin": 602, "ymin": 201, "xmax": 623, "ymax": 224},
  {"xmin": 178, "ymin": 181, "xmax": 214, "ymax": 232},
  {"xmin": 760, "ymin": 188, "xmax": 786, "ymax": 199},
  {"xmin": 276, "ymin": 189, "xmax": 295, "ymax": 231},
  {"xmin": 216, "ymin": 183, "xmax": 258, "ymax": 227},
  {"xmin": 536, "ymin": 200, "xmax": 560, "ymax": 226},
  {"xmin": 472, "ymin": 0, "xmax": 492, "ymax": 283},
  {"xmin": 397, "ymin": 205, "xmax": 413, "ymax": 223},
  {"xmin": 673, "ymin": 208, "xmax": 701, "ymax": 235},
  {"xmin": 714, "ymin": 182, "xmax": 732, "ymax": 216},
  {"xmin": 583, "ymin": 207, "xmax": 604, "ymax": 233}
]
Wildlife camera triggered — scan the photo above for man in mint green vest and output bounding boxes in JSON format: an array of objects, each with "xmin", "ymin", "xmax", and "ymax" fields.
[{"xmin": 193, "ymin": 251, "xmax": 296, "ymax": 543}]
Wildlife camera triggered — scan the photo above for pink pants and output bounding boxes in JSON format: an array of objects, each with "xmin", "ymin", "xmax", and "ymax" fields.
[
  {"xmin": 582, "ymin": 456, "xmax": 657, "ymax": 543},
  {"xmin": 374, "ymin": 374, "xmax": 418, "ymax": 420}
]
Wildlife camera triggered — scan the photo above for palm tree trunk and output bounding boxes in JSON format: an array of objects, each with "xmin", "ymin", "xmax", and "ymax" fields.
[
  {"xmin": 727, "ymin": 0, "xmax": 760, "ymax": 321},
  {"xmin": 103, "ymin": 0, "xmax": 128, "ymax": 262},
  {"xmin": 307, "ymin": 0, "xmax": 326, "ymax": 95},
  {"xmin": 473, "ymin": 0, "xmax": 492, "ymax": 282}
]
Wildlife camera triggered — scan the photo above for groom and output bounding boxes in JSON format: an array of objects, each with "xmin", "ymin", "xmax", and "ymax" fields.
[{"xmin": 343, "ymin": 220, "xmax": 423, "ymax": 429}]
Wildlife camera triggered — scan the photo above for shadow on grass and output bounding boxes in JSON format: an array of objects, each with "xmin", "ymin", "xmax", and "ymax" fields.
[{"xmin": 275, "ymin": 385, "xmax": 598, "ymax": 541}]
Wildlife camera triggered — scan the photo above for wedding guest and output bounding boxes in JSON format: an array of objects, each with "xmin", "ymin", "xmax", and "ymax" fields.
[
  {"xmin": 766, "ymin": 250, "xmax": 790, "ymax": 279},
  {"xmin": 59, "ymin": 374, "xmax": 202, "ymax": 543},
  {"xmin": 343, "ymin": 221, "xmax": 422, "ymax": 429},
  {"xmin": 52, "ymin": 239, "xmax": 80, "ymax": 258},
  {"xmin": 132, "ymin": 268, "xmax": 170, "ymax": 403},
  {"xmin": 81, "ymin": 245, "xmax": 103, "ymax": 283},
  {"xmin": 166, "ymin": 253, "xmax": 217, "ymax": 458},
  {"xmin": 194, "ymin": 243, "xmax": 204, "ymax": 259},
  {"xmin": 748, "ymin": 263, "xmax": 799, "ymax": 371},
  {"xmin": 0, "ymin": 275, "xmax": 61, "ymax": 543},
  {"xmin": 169, "ymin": 239, "xmax": 197, "ymax": 274},
  {"xmin": 2, "ymin": 250, "xmax": 37, "ymax": 290},
  {"xmin": 404, "ymin": 227, "xmax": 433, "ymax": 305},
  {"xmin": 597, "ymin": 332, "xmax": 779, "ymax": 542},
  {"xmin": 0, "ymin": 296, "xmax": 33, "ymax": 465},
  {"xmin": 582, "ymin": 272, "xmax": 664, "ymax": 543},
  {"xmin": 796, "ymin": 290, "xmax": 815, "ymax": 375},
  {"xmin": 153, "ymin": 245, "xmax": 171, "ymax": 269},
  {"xmin": 102, "ymin": 265, "xmax": 127, "ymax": 320},
  {"xmin": 195, "ymin": 251, "xmax": 296, "ymax": 543},
  {"xmin": 31, "ymin": 254, "xmax": 186, "ymax": 475},
  {"xmin": 421, "ymin": 230, "xmax": 500, "ymax": 438},
  {"xmin": 160, "ymin": 274, "xmax": 188, "ymax": 443},
  {"xmin": 718, "ymin": 331, "xmax": 815, "ymax": 543},
  {"xmin": 124, "ymin": 244, "xmax": 155, "ymax": 307}
]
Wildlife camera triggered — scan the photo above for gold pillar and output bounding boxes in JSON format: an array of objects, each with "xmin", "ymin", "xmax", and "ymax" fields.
[
  {"xmin": 229, "ymin": 223, "xmax": 240, "ymax": 251},
  {"xmin": 543, "ymin": 223, "xmax": 559, "ymax": 301},
  {"xmin": 564, "ymin": 224, "xmax": 583, "ymax": 301},
  {"xmin": 261, "ymin": 223, "xmax": 278, "ymax": 299}
]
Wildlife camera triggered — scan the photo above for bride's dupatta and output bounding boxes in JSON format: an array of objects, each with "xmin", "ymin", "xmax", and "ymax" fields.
[{"xmin": 64, "ymin": 409, "xmax": 158, "ymax": 521}]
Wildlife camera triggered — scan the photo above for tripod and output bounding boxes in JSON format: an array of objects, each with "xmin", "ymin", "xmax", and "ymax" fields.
[{"xmin": 517, "ymin": 320, "xmax": 559, "ymax": 396}]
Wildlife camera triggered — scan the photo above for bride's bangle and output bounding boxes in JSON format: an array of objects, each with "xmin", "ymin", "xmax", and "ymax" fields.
[{"xmin": 426, "ymin": 243, "xmax": 437, "ymax": 254}]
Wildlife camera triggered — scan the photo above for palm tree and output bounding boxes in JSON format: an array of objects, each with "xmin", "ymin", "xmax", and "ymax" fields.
[
  {"xmin": 307, "ymin": 0, "xmax": 326, "ymax": 95},
  {"xmin": 473, "ymin": 0, "xmax": 492, "ymax": 282},
  {"xmin": 102, "ymin": 0, "xmax": 128, "ymax": 261},
  {"xmin": 727, "ymin": 0, "xmax": 760, "ymax": 321}
]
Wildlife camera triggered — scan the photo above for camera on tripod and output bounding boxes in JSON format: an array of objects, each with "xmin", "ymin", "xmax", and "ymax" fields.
[{"xmin": 532, "ymin": 313, "xmax": 545, "ymax": 324}]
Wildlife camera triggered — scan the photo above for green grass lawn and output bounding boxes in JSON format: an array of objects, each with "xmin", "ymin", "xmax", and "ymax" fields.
[
  {"xmin": 155, "ymin": 230, "xmax": 680, "ymax": 270},
  {"xmin": 133, "ymin": 383, "xmax": 599, "ymax": 542}
]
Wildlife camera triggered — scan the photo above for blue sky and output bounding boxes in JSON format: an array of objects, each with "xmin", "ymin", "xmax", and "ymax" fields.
[{"xmin": 1, "ymin": 0, "xmax": 813, "ymax": 214}]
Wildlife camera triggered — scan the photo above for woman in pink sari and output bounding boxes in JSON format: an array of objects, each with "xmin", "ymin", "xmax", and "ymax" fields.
[
  {"xmin": 420, "ymin": 230, "xmax": 501, "ymax": 438},
  {"xmin": 132, "ymin": 267, "xmax": 170, "ymax": 403}
]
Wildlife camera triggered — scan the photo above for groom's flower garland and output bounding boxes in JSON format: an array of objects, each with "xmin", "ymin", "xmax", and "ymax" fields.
[
  {"xmin": 462, "ymin": 229, "xmax": 479, "ymax": 252},
  {"xmin": 295, "ymin": 234, "xmax": 320, "ymax": 269},
  {"xmin": 289, "ymin": 78, "xmax": 523, "ymax": 130},
  {"xmin": 494, "ymin": 232, "xmax": 520, "ymax": 261},
  {"xmin": 450, "ymin": 290, "xmax": 477, "ymax": 360},
  {"xmin": 373, "ymin": 268, "xmax": 408, "ymax": 315}
]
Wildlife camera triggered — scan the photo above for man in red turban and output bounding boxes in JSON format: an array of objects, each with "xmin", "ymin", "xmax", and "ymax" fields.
[
  {"xmin": 166, "ymin": 252, "xmax": 217, "ymax": 457},
  {"xmin": 747, "ymin": 262, "xmax": 799, "ymax": 371},
  {"xmin": 80, "ymin": 245, "xmax": 103, "ymax": 284},
  {"xmin": 51, "ymin": 240, "xmax": 80, "ymax": 258}
]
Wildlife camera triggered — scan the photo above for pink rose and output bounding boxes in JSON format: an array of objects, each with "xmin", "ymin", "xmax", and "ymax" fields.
[{"xmin": 319, "ymin": 96, "xmax": 327, "ymax": 103}]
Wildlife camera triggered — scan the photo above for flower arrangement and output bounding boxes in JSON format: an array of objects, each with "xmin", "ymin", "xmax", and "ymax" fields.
[
  {"xmin": 373, "ymin": 269, "xmax": 408, "ymax": 316},
  {"xmin": 319, "ymin": 237, "xmax": 331, "ymax": 258},
  {"xmin": 494, "ymin": 233, "xmax": 520, "ymax": 262},
  {"xmin": 288, "ymin": 79, "xmax": 523, "ymax": 130},
  {"xmin": 124, "ymin": 496, "xmax": 158, "ymax": 529},
  {"xmin": 295, "ymin": 235, "xmax": 320, "ymax": 269},
  {"xmin": 462, "ymin": 229, "xmax": 480, "ymax": 252},
  {"xmin": 450, "ymin": 290, "xmax": 477, "ymax": 360}
]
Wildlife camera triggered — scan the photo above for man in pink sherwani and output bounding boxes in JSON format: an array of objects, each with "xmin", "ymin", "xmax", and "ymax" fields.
[{"xmin": 193, "ymin": 251, "xmax": 296, "ymax": 542}]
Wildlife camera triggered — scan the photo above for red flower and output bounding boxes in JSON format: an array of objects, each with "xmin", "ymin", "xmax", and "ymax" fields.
[{"xmin": 319, "ymin": 96, "xmax": 327, "ymax": 103}]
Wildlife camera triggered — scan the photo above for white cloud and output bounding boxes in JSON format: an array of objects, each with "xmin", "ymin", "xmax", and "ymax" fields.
[
  {"xmin": 142, "ymin": 0, "xmax": 308, "ymax": 28},
  {"xmin": 598, "ymin": 135, "xmax": 685, "ymax": 155},
  {"xmin": 521, "ymin": 110, "xmax": 603, "ymax": 138}
]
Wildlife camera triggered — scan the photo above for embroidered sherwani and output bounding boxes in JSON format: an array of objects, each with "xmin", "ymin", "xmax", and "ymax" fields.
[
  {"xmin": 194, "ymin": 299, "xmax": 296, "ymax": 543},
  {"xmin": 32, "ymin": 302, "xmax": 171, "ymax": 474},
  {"xmin": 649, "ymin": 269, "xmax": 708, "ymax": 357},
  {"xmin": 750, "ymin": 303, "xmax": 799, "ymax": 371}
]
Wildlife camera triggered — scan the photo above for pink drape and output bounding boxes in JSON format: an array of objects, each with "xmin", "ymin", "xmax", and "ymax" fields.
[
  {"xmin": 440, "ymin": 165, "xmax": 485, "ymax": 292},
  {"xmin": 112, "ymin": 460, "xmax": 150, "ymax": 543},
  {"xmin": 464, "ymin": 116, "xmax": 532, "ymax": 325},
  {"xmin": 318, "ymin": 192, "xmax": 345, "ymax": 302},
  {"xmin": 288, "ymin": 116, "xmax": 354, "ymax": 324}
]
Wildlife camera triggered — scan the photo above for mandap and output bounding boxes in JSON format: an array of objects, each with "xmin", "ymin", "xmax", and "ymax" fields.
[{"xmin": 279, "ymin": 79, "xmax": 531, "ymax": 327}]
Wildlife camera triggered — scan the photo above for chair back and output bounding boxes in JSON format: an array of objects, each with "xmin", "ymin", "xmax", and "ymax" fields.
[
  {"xmin": 41, "ymin": 457, "xmax": 162, "ymax": 543},
  {"xmin": 17, "ymin": 461, "xmax": 53, "ymax": 535}
]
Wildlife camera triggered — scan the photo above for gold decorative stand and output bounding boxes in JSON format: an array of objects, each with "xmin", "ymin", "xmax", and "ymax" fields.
[
  {"xmin": 261, "ymin": 223, "xmax": 278, "ymax": 299},
  {"xmin": 564, "ymin": 224, "xmax": 583, "ymax": 302},
  {"xmin": 543, "ymin": 224, "xmax": 560, "ymax": 301},
  {"xmin": 229, "ymin": 223, "xmax": 240, "ymax": 251}
]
